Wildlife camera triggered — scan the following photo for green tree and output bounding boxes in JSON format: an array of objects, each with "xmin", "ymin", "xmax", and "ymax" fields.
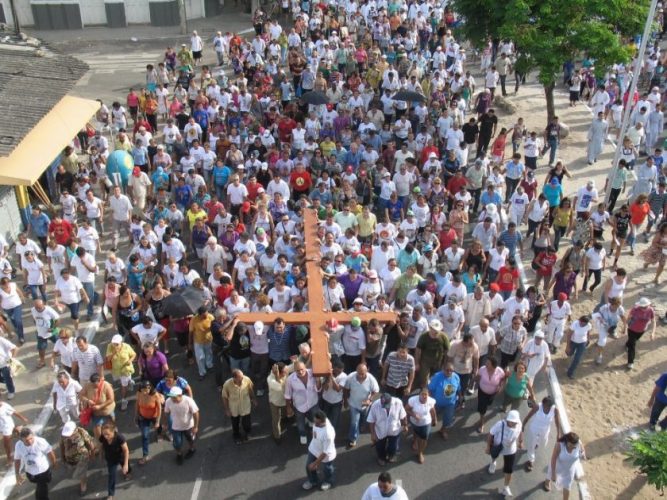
[
  {"xmin": 626, "ymin": 430, "xmax": 667, "ymax": 494},
  {"xmin": 453, "ymin": 0, "xmax": 649, "ymax": 123}
]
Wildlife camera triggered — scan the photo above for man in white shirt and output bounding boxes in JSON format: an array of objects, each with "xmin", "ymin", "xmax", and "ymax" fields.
[
  {"xmin": 226, "ymin": 175, "xmax": 249, "ymax": 215},
  {"xmin": 302, "ymin": 410, "xmax": 337, "ymax": 491},
  {"xmin": 362, "ymin": 472, "xmax": 409, "ymax": 500},
  {"xmin": 31, "ymin": 299, "xmax": 59, "ymax": 368},
  {"xmin": 366, "ymin": 393, "xmax": 408, "ymax": 465},
  {"xmin": 54, "ymin": 268, "xmax": 88, "ymax": 331},
  {"xmin": 164, "ymin": 386, "xmax": 200, "ymax": 464},
  {"xmin": 14, "ymin": 428, "xmax": 57, "ymax": 498},
  {"xmin": 71, "ymin": 248, "xmax": 97, "ymax": 319},
  {"xmin": 109, "ymin": 185, "xmax": 132, "ymax": 251}
]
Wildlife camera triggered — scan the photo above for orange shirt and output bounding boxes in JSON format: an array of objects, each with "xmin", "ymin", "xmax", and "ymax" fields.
[{"xmin": 630, "ymin": 202, "xmax": 649, "ymax": 225}]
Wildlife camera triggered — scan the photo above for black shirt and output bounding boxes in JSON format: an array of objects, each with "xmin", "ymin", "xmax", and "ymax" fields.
[
  {"xmin": 462, "ymin": 123, "xmax": 479, "ymax": 144},
  {"xmin": 479, "ymin": 114, "xmax": 498, "ymax": 136},
  {"xmin": 100, "ymin": 433, "xmax": 126, "ymax": 465},
  {"xmin": 55, "ymin": 170, "xmax": 75, "ymax": 193},
  {"xmin": 229, "ymin": 329, "xmax": 251, "ymax": 359}
]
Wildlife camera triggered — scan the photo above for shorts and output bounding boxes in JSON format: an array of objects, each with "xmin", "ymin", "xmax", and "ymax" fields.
[
  {"xmin": 129, "ymin": 106, "xmax": 138, "ymax": 116},
  {"xmin": 503, "ymin": 453, "xmax": 516, "ymax": 473},
  {"xmin": 65, "ymin": 301, "xmax": 81, "ymax": 320},
  {"xmin": 193, "ymin": 50, "xmax": 202, "ymax": 60},
  {"xmin": 0, "ymin": 423, "xmax": 14, "ymax": 437},
  {"xmin": 113, "ymin": 374, "xmax": 134, "ymax": 387},
  {"xmin": 147, "ymin": 83, "xmax": 157, "ymax": 93},
  {"xmin": 67, "ymin": 459, "xmax": 89, "ymax": 480},
  {"xmin": 477, "ymin": 388, "xmax": 496, "ymax": 415},
  {"xmin": 92, "ymin": 413, "xmax": 114, "ymax": 428},
  {"xmin": 412, "ymin": 423, "xmax": 431, "ymax": 440},
  {"xmin": 36, "ymin": 335, "xmax": 56, "ymax": 351}
]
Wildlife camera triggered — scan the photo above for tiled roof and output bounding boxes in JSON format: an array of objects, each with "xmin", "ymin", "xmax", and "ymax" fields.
[{"xmin": 0, "ymin": 42, "xmax": 89, "ymax": 157}]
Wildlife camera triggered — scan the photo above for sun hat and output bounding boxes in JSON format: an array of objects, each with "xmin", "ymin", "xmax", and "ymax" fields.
[
  {"xmin": 636, "ymin": 297, "xmax": 651, "ymax": 307},
  {"xmin": 506, "ymin": 410, "xmax": 521, "ymax": 423},
  {"xmin": 429, "ymin": 319, "xmax": 443, "ymax": 331}
]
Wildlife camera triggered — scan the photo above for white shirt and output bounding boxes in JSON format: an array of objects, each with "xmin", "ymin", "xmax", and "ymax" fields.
[
  {"xmin": 308, "ymin": 420, "xmax": 337, "ymax": 462},
  {"xmin": 362, "ymin": 483, "xmax": 409, "ymax": 500},
  {"xmin": 407, "ymin": 395, "xmax": 436, "ymax": 426},
  {"xmin": 55, "ymin": 276, "xmax": 83, "ymax": 304},
  {"xmin": 109, "ymin": 194, "xmax": 132, "ymax": 221},
  {"xmin": 14, "ymin": 437, "xmax": 52, "ymax": 475},
  {"xmin": 569, "ymin": 320, "xmax": 592, "ymax": 343},
  {"xmin": 490, "ymin": 419, "xmax": 522, "ymax": 455},
  {"xmin": 585, "ymin": 247, "xmax": 606, "ymax": 270},
  {"xmin": 165, "ymin": 395, "xmax": 199, "ymax": 431},
  {"xmin": 366, "ymin": 397, "xmax": 407, "ymax": 439},
  {"xmin": 548, "ymin": 300, "xmax": 571, "ymax": 321},
  {"xmin": 0, "ymin": 283, "xmax": 22, "ymax": 309},
  {"xmin": 574, "ymin": 187, "xmax": 598, "ymax": 212},
  {"xmin": 51, "ymin": 379, "xmax": 82, "ymax": 411},
  {"xmin": 72, "ymin": 345, "xmax": 103, "ymax": 383},
  {"xmin": 131, "ymin": 323, "xmax": 165, "ymax": 345},
  {"xmin": 31, "ymin": 306, "xmax": 59, "ymax": 339},
  {"xmin": 342, "ymin": 325, "xmax": 366, "ymax": 355},
  {"xmin": 71, "ymin": 254, "xmax": 96, "ymax": 283},
  {"xmin": 226, "ymin": 183, "xmax": 248, "ymax": 205},
  {"xmin": 322, "ymin": 372, "xmax": 347, "ymax": 404},
  {"xmin": 53, "ymin": 338, "xmax": 75, "ymax": 367},
  {"xmin": 284, "ymin": 370, "xmax": 320, "ymax": 413}
]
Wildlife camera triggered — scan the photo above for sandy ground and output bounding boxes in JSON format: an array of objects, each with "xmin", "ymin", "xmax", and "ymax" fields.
[{"xmin": 490, "ymin": 76, "xmax": 667, "ymax": 499}]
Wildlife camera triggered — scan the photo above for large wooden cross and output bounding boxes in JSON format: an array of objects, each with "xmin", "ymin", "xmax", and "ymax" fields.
[{"xmin": 235, "ymin": 208, "xmax": 398, "ymax": 376}]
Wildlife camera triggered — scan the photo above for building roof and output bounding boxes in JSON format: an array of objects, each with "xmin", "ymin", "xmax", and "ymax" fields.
[{"xmin": 0, "ymin": 39, "xmax": 89, "ymax": 157}]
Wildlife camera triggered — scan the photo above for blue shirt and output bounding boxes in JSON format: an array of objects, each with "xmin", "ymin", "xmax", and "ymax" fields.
[
  {"xmin": 505, "ymin": 160, "xmax": 525, "ymax": 180},
  {"xmin": 174, "ymin": 184, "xmax": 193, "ymax": 208},
  {"xmin": 498, "ymin": 229, "xmax": 523, "ymax": 256},
  {"xmin": 480, "ymin": 191, "xmax": 502, "ymax": 208},
  {"xmin": 212, "ymin": 165, "xmax": 231, "ymax": 187},
  {"xmin": 267, "ymin": 327, "xmax": 293, "ymax": 361},
  {"xmin": 132, "ymin": 146, "xmax": 148, "ymax": 165},
  {"xmin": 155, "ymin": 376, "xmax": 190, "ymax": 397},
  {"xmin": 30, "ymin": 213, "xmax": 51, "ymax": 237},
  {"xmin": 542, "ymin": 184, "xmax": 563, "ymax": 207},
  {"xmin": 428, "ymin": 371, "xmax": 461, "ymax": 407},
  {"xmin": 193, "ymin": 109, "xmax": 209, "ymax": 129},
  {"xmin": 655, "ymin": 373, "xmax": 667, "ymax": 405}
]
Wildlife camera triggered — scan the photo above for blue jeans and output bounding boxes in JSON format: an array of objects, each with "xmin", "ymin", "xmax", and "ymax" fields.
[
  {"xmin": 29, "ymin": 284, "xmax": 47, "ymax": 302},
  {"xmin": 107, "ymin": 463, "xmax": 119, "ymax": 496},
  {"xmin": 82, "ymin": 282, "xmax": 96, "ymax": 316},
  {"xmin": 650, "ymin": 399, "xmax": 667, "ymax": 429},
  {"xmin": 375, "ymin": 434, "xmax": 400, "ymax": 461},
  {"xmin": 0, "ymin": 366, "xmax": 15, "ymax": 395},
  {"xmin": 229, "ymin": 355, "xmax": 250, "ymax": 374},
  {"xmin": 193, "ymin": 342, "xmax": 214, "ymax": 377},
  {"xmin": 3, "ymin": 305, "xmax": 24, "ymax": 341},
  {"xmin": 306, "ymin": 452, "xmax": 334, "ymax": 486},
  {"xmin": 172, "ymin": 428, "xmax": 194, "ymax": 451},
  {"xmin": 567, "ymin": 341, "xmax": 587, "ymax": 378},
  {"xmin": 544, "ymin": 138, "xmax": 559, "ymax": 165},
  {"xmin": 347, "ymin": 406, "xmax": 367, "ymax": 443},
  {"xmin": 295, "ymin": 405, "xmax": 318, "ymax": 438},
  {"xmin": 137, "ymin": 416, "xmax": 156, "ymax": 456},
  {"xmin": 438, "ymin": 404, "xmax": 456, "ymax": 428}
]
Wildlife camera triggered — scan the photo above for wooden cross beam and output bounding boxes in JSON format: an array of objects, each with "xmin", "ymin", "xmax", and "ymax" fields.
[{"xmin": 235, "ymin": 208, "xmax": 397, "ymax": 376}]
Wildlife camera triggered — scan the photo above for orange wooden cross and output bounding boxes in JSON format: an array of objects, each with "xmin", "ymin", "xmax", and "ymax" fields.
[{"xmin": 235, "ymin": 208, "xmax": 398, "ymax": 376}]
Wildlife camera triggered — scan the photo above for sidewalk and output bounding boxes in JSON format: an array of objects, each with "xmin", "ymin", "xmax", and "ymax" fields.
[{"xmin": 23, "ymin": 11, "xmax": 253, "ymax": 47}]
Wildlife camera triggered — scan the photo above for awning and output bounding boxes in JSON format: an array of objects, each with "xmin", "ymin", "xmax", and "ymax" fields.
[{"xmin": 0, "ymin": 95, "xmax": 100, "ymax": 186}]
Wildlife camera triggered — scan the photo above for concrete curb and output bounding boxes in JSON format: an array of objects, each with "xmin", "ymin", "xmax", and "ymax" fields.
[
  {"xmin": 0, "ymin": 311, "xmax": 102, "ymax": 500},
  {"xmin": 514, "ymin": 253, "xmax": 591, "ymax": 499}
]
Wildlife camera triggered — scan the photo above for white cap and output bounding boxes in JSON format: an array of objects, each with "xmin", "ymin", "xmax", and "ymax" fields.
[
  {"xmin": 429, "ymin": 319, "xmax": 443, "ymax": 331},
  {"xmin": 534, "ymin": 330, "xmax": 545, "ymax": 338},
  {"xmin": 506, "ymin": 410, "xmax": 521, "ymax": 423},
  {"xmin": 111, "ymin": 334, "xmax": 123, "ymax": 344},
  {"xmin": 253, "ymin": 321, "xmax": 265, "ymax": 335},
  {"xmin": 169, "ymin": 387, "xmax": 183, "ymax": 397},
  {"xmin": 353, "ymin": 297, "xmax": 364, "ymax": 304},
  {"xmin": 636, "ymin": 297, "xmax": 651, "ymax": 307},
  {"xmin": 61, "ymin": 421, "xmax": 77, "ymax": 437}
]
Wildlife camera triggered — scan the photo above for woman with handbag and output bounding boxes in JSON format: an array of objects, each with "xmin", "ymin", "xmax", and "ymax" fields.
[
  {"xmin": 105, "ymin": 335, "xmax": 136, "ymax": 412},
  {"xmin": 79, "ymin": 373, "xmax": 115, "ymax": 441},
  {"xmin": 135, "ymin": 380, "xmax": 163, "ymax": 464},
  {"xmin": 486, "ymin": 410, "xmax": 523, "ymax": 497},
  {"xmin": 137, "ymin": 343, "xmax": 169, "ymax": 387}
]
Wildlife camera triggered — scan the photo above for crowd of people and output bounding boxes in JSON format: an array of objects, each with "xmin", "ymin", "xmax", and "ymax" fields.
[{"xmin": 1, "ymin": 1, "xmax": 667, "ymax": 499}]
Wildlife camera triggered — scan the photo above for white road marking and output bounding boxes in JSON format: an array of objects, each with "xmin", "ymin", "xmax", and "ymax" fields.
[
  {"xmin": 0, "ymin": 312, "xmax": 102, "ymax": 500},
  {"xmin": 190, "ymin": 476, "xmax": 203, "ymax": 500}
]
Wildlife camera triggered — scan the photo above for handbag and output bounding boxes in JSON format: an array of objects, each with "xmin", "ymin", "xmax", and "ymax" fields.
[
  {"xmin": 80, "ymin": 380, "xmax": 104, "ymax": 426},
  {"xmin": 490, "ymin": 422, "xmax": 505, "ymax": 459}
]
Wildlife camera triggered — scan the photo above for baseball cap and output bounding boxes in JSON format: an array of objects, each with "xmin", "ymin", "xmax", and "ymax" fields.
[
  {"xmin": 353, "ymin": 297, "xmax": 364, "ymax": 304},
  {"xmin": 253, "ymin": 321, "xmax": 264, "ymax": 335},
  {"xmin": 368, "ymin": 270, "xmax": 378, "ymax": 279},
  {"xmin": 534, "ymin": 330, "xmax": 545, "ymax": 338},
  {"xmin": 169, "ymin": 387, "xmax": 183, "ymax": 397},
  {"xmin": 351, "ymin": 316, "xmax": 362, "ymax": 327},
  {"xmin": 132, "ymin": 167, "xmax": 141, "ymax": 177},
  {"xmin": 111, "ymin": 334, "xmax": 123, "ymax": 344},
  {"xmin": 327, "ymin": 318, "xmax": 339, "ymax": 329},
  {"xmin": 489, "ymin": 283, "xmax": 500, "ymax": 292},
  {"xmin": 429, "ymin": 319, "xmax": 443, "ymax": 331},
  {"xmin": 61, "ymin": 421, "xmax": 77, "ymax": 437},
  {"xmin": 558, "ymin": 292, "xmax": 568, "ymax": 301}
]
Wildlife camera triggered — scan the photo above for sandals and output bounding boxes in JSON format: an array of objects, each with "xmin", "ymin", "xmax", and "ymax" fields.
[
  {"xmin": 543, "ymin": 480, "xmax": 551, "ymax": 491},
  {"xmin": 138, "ymin": 457, "xmax": 148, "ymax": 465}
]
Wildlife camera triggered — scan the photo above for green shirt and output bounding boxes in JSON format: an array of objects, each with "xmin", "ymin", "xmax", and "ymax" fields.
[{"xmin": 505, "ymin": 372, "xmax": 529, "ymax": 399}]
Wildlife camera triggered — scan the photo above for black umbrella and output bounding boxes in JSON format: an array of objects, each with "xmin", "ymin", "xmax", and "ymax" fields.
[
  {"xmin": 162, "ymin": 286, "xmax": 207, "ymax": 318},
  {"xmin": 300, "ymin": 90, "xmax": 329, "ymax": 105},
  {"xmin": 392, "ymin": 90, "xmax": 426, "ymax": 103}
]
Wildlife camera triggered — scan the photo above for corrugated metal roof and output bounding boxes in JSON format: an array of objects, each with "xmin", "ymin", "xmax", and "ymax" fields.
[{"xmin": 0, "ymin": 43, "xmax": 89, "ymax": 157}]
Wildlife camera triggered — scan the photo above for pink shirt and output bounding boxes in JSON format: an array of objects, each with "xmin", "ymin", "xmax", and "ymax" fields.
[
  {"xmin": 478, "ymin": 365, "xmax": 505, "ymax": 395},
  {"xmin": 284, "ymin": 370, "xmax": 320, "ymax": 413}
]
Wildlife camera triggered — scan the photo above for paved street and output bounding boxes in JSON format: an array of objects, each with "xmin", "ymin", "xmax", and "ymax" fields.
[{"xmin": 3, "ymin": 13, "xmax": 583, "ymax": 500}]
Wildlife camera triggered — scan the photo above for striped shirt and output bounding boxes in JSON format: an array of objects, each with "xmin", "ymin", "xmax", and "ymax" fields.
[{"xmin": 384, "ymin": 351, "xmax": 415, "ymax": 389}]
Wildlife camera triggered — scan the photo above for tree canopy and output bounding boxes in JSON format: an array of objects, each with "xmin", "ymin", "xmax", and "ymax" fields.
[{"xmin": 453, "ymin": 0, "xmax": 650, "ymax": 119}]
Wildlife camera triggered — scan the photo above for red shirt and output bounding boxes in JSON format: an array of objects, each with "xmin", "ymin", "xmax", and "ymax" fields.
[
  {"xmin": 48, "ymin": 219, "xmax": 74, "ymax": 245},
  {"xmin": 630, "ymin": 202, "xmax": 650, "ymax": 225},
  {"xmin": 216, "ymin": 283, "xmax": 234, "ymax": 305},
  {"xmin": 290, "ymin": 170, "xmax": 312, "ymax": 193},
  {"xmin": 278, "ymin": 118, "xmax": 296, "ymax": 143},
  {"xmin": 204, "ymin": 200, "xmax": 223, "ymax": 224},
  {"xmin": 447, "ymin": 176, "xmax": 467, "ymax": 196},
  {"xmin": 535, "ymin": 252, "xmax": 558, "ymax": 276},
  {"xmin": 420, "ymin": 146, "xmax": 439, "ymax": 165},
  {"xmin": 438, "ymin": 228, "xmax": 458, "ymax": 251},
  {"xmin": 246, "ymin": 181, "xmax": 262, "ymax": 201},
  {"xmin": 496, "ymin": 265, "xmax": 519, "ymax": 291}
]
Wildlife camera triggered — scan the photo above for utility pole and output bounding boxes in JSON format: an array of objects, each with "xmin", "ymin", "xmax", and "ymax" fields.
[
  {"xmin": 604, "ymin": 0, "xmax": 659, "ymax": 204},
  {"xmin": 178, "ymin": 0, "xmax": 188, "ymax": 35},
  {"xmin": 8, "ymin": 0, "xmax": 21, "ymax": 36}
]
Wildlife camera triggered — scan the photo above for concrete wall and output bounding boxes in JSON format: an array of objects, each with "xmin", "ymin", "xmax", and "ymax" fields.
[{"xmin": 7, "ymin": 0, "xmax": 211, "ymax": 28}]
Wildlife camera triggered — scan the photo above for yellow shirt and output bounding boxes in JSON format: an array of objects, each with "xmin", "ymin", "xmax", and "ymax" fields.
[
  {"xmin": 356, "ymin": 212, "xmax": 377, "ymax": 237},
  {"xmin": 189, "ymin": 313, "xmax": 213, "ymax": 344},
  {"xmin": 186, "ymin": 209, "xmax": 208, "ymax": 230},
  {"xmin": 222, "ymin": 376, "xmax": 253, "ymax": 416},
  {"xmin": 105, "ymin": 343, "xmax": 136, "ymax": 377},
  {"xmin": 320, "ymin": 140, "xmax": 336, "ymax": 158}
]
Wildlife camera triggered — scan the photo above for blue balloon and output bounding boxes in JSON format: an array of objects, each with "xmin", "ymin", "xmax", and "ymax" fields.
[{"xmin": 106, "ymin": 150, "xmax": 134, "ymax": 186}]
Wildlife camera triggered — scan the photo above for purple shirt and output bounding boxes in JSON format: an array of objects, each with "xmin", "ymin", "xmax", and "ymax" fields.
[
  {"xmin": 337, "ymin": 273, "xmax": 364, "ymax": 305},
  {"xmin": 139, "ymin": 351, "xmax": 167, "ymax": 382}
]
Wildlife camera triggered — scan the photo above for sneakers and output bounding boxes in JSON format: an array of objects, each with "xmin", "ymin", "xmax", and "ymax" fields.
[
  {"xmin": 346, "ymin": 441, "xmax": 356, "ymax": 449},
  {"xmin": 488, "ymin": 461, "xmax": 497, "ymax": 474},
  {"xmin": 120, "ymin": 399, "xmax": 128, "ymax": 411},
  {"xmin": 302, "ymin": 481, "xmax": 315, "ymax": 491},
  {"xmin": 595, "ymin": 355, "xmax": 603, "ymax": 365},
  {"xmin": 300, "ymin": 435, "xmax": 308, "ymax": 445},
  {"xmin": 320, "ymin": 483, "xmax": 332, "ymax": 491},
  {"xmin": 7, "ymin": 393, "xmax": 14, "ymax": 400},
  {"xmin": 466, "ymin": 388, "xmax": 475, "ymax": 396},
  {"xmin": 627, "ymin": 363, "xmax": 634, "ymax": 370},
  {"xmin": 500, "ymin": 485, "xmax": 513, "ymax": 497}
]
